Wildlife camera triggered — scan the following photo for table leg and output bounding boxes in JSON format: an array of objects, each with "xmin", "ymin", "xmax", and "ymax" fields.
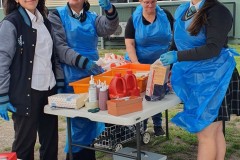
[
  {"xmin": 222, "ymin": 119, "xmax": 225, "ymax": 136},
  {"xmin": 165, "ymin": 110, "xmax": 169, "ymax": 140},
  {"xmin": 67, "ymin": 118, "xmax": 73, "ymax": 160},
  {"xmin": 136, "ymin": 122, "xmax": 141, "ymax": 160}
]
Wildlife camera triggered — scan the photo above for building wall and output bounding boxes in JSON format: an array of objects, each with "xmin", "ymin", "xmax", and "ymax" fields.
[{"xmin": 231, "ymin": 0, "xmax": 240, "ymax": 43}]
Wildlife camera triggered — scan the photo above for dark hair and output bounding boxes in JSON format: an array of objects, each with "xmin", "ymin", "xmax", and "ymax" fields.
[
  {"xmin": 188, "ymin": 0, "xmax": 217, "ymax": 36},
  {"xmin": 3, "ymin": 0, "xmax": 48, "ymax": 16},
  {"xmin": 83, "ymin": 0, "xmax": 90, "ymax": 11}
]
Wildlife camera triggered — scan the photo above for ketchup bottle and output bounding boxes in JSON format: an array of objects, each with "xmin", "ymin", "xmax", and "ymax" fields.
[
  {"xmin": 124, "ymin": 70, "xmax": 140, "ymax": 96},
  {"xmin": 108, "ymin": 73, "xmax": 127, "ymax": 99},
  {"xmin": 99, "ymin": 84, "xmax": 108, "ymax": 110}
]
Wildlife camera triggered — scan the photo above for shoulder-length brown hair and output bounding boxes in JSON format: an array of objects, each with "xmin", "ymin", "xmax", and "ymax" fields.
[
  {"xmin": 188, "ymin": 0, "xmax": 217, "ymax": 36},
  {"xmin": 3, "ymin": 0, "xmax": 47, "ymax": 16}
]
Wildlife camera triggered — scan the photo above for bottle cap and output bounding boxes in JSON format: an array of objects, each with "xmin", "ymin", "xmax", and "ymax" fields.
[
  {"xmin": 100, "ymin": 83, "xmax": 107, "ymax": 91},
  {"xmin": 89, "ymin": 75, "xmax": 95, "ymax": 85},
  {"xmin": 96, "ymin": 79, "xmax": 101, "ymax": 88}
]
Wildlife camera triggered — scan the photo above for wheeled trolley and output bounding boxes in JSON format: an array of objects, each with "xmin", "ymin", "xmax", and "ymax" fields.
[{"xmin": 94, "ymin": 121, "xmax": 151, "ymax": 152}]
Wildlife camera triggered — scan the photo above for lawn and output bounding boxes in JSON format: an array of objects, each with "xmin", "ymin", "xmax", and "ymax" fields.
[{"xmin": 230, "ymin": 44, "xmax": 240, "ymax": 71}]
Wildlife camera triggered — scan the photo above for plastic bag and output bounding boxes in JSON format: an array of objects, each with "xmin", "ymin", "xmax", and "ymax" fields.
[
  {"xmin": 96, "ymin": 53, "xmax": 130, "ymax": 71},
  {"xmin": 145, "ymin": 60, "xmax": 170, "ymax": 101}
]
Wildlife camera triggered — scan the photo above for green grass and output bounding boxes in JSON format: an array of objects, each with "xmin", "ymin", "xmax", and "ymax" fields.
[
  {"xmin": 229, "ymin": 44, "xmax": 240, "ymax": 71},
  {"xmin": 98, "ymin": 49, "xmax": 125, "ymax": 57}
]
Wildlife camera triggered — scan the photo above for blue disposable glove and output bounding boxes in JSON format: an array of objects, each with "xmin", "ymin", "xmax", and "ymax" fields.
[
  {"xmin": 0, "ymin": 95, "xmax": 16, "ymax": 121},
  {"xmin": 57, "ymin": 88, "xmax": 64, "ymax": 94},
  {"xmin": 76, "ymin": 55, "xmax": 104, "ymax": 75},
  {"xmin": 99, "ymin": 0, "xmax": 112, "ymax": 11},
  {"xmin": 159, "ymin": 51, "xmax": 178, "ymax": 66},
  {"xmin": 86, "ymin": 60, "xmax": 104, "ymax": 75},
  {"xmin": 56, "ymin": 81, "xmax": 65, "ymax": 93}
]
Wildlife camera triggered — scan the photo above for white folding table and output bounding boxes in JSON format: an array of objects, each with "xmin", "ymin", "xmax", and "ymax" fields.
[{"xmin": 44, "ymin": 93, "xmax": 181, "ymax": 160}]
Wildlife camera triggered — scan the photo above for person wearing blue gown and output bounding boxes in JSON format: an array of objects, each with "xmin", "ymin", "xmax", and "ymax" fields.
[
  {"xmin": 48, "ymin": 0, "xmax": 119, "ymax": 159},
  {"xmin": 124, "ymin": 0, "xmax": 174, "ymax": 136},
  {"xmin": 160, "ymin": 0, "xmax": 240, "ymax": 159}
]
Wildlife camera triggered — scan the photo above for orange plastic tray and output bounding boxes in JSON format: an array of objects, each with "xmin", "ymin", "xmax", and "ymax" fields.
[
  {"xmin": 70, "ymin": 64, "xmax": 150, "ymax": 93},
  {"xmin": 113, "ymin": 63, "xmax": 150, "ymax": 71},
  {"xmin": 69, "ymin": 76, "xmax": 113, "ymax": 93}
]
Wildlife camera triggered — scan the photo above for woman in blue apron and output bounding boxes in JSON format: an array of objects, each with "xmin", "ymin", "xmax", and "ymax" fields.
[
  {"xmin": 160, "ymin": 0, "xmax": 240, "ymax": 159},
  {"xmin": 48, "ymin": 0, "xmax": 119, "ymax": 159},
  {"xmin": 124, "ymin": 1, "xmax": 173, "ymax": 136}
]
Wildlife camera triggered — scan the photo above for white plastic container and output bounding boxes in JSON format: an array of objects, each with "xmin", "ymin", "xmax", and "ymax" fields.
[{"xmin": 88, "ymin": 75, "xmax": 97, "ymax": 103}]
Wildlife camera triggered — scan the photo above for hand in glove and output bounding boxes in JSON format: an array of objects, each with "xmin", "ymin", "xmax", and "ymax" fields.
[
  {"xmin": 99, "ymin": 0, "xmax": 112, "ymax": 11},
  {"xmin": 56, "ymin": 81, "xmax": 65, "ymax": 93},
  {"xmin": 85, "ymin": 60, "xmax": 104, "ymax": 75},
  {"xmin": 0, "ymin": 95, "xmax": 16, "ymax": 121},
  {"xmin": 159, "ymin": 51, "xmax": 178, "ymax": 66},
  {"xmin": 77, "ymin": 55, "xmax": 104, "ymax": 75}
]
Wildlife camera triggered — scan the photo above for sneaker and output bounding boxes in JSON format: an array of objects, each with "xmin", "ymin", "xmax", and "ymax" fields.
[{"xmin": 154, "ymin": 126, "xmax": 165, "ymax": 136}]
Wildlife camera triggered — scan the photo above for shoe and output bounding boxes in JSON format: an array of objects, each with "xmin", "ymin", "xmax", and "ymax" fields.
[{"xmin": 154, "ymin": 126, "xmax": 165, "ymax": 136}]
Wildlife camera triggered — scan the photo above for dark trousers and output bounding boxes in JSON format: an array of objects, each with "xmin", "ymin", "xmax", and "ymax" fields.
[
  {"xmin": 12, "ymin": 88, "xmax": 58, "ymax": 160},
  {"xmin": 66, "ymin": 148, "xmax": 96, "ymax": 160}
]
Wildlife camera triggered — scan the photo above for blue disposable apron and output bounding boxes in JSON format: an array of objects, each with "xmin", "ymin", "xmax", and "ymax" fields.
[
  {"xmin": 171, "ymin": 1, "xmax": 237, "ymax": 133},
  {"xmin": 57, "ymin": 6, "xmax": 105, "ymax": 153},
  {"xmin": 125, "ymin": 5, "xmax": 172, "ymax": 64}
]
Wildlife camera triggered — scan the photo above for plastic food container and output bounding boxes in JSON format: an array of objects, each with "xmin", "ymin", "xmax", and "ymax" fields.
[{"xmin": 70, "ymin": 64, "xmax": 150, "ymax": 93}]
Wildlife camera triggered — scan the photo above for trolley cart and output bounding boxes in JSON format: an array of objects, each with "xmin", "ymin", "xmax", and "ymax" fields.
[{"xmin": 94, "ymin": 122, "xmax": 151, "ymax": 152}]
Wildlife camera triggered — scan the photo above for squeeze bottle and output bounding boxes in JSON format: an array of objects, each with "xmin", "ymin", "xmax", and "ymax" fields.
[
  {"xmin": 88, "ymin": 75, "xmax": 97, "ymax": 103},
  {"xmin": 99, "ymin": 84, "xmax": 108, "ymax": 110}
]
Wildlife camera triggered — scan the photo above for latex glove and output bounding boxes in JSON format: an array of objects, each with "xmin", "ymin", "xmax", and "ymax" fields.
[
  {"xmin": 0, "ymin": 95, "xmax": 16, "ymax": 121},
  {"xmin": 56, "ymin": 81, "xmax": 65, "ymax": 93},
  {"xmin": 57, "ymin": 88, "xmax": 64, "ymax": 94},
  {"xmin": 86, "ymin": 60, "xmax": 104, "ymax": 75},
  {"xmin": 99, "ymin": 0, "xmax": 112, "ymax": 11},
  {"xmin": 159, "ymin": 51, "xmax": 177, "ymax": 66}
]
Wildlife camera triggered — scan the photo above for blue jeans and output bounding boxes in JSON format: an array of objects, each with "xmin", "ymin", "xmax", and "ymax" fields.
[{"xmin": 144, "ymin": 113, "xmax": 162, "ymax": 130}]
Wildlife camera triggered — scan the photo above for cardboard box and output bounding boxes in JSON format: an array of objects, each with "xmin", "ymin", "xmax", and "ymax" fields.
[
  {"xmin": 107, "ymin": 96, "xmax": 142, "ymax": 116},
  {"xmin": 0, "ymin": 152, "xmax": 17, "ymax": 160},
  {"xmin": 48, "ymin": 93, "xmax": 88, "ymax": 109}
]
